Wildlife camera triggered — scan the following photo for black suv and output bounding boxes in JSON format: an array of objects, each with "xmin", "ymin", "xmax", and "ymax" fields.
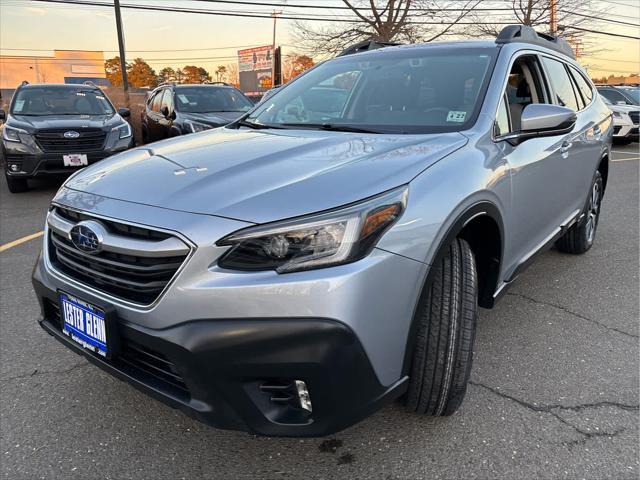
[
  {"xmin": 0, "ymin": 82, "xmax": 134, "ymax": 193},
  {"xmin": 141, "ymin": 83, "xmax": 253, "ymax": 143}
]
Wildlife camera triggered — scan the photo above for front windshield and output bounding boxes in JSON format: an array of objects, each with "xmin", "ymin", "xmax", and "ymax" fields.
[
  {"xmin": 598, "ymin": 88, "xmax": 634, "ymax": 105},
  {"xmin": 175, "ymin": 87, "xmax": 253, "ymax": 113},
  {"xmin": 11, "ymin": 87, "xmax": 115, "ymax": 116},
  {"xmin": 247, "ymin": 47, "xmax": 496, "ymax": 133},
  {"xmin": 620, "ymin": 88, "xmax": 639, "ymax": 104}
]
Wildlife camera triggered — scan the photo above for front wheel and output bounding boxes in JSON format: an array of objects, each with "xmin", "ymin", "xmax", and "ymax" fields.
[
  {"xmin": 555, "ymin": 170, "xmax": 603, "ymax": 255},
  {"xmin": 405, "ymin": 238, "xmax": 478, "ymax": 416},
  {"xmin": 4, "ymin": 173, "xmax": 29, "ymax": 193}
]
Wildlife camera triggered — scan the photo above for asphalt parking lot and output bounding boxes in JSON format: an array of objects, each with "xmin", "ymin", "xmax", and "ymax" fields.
[{"xmin": 0, "ymin": 143, "xmax": 638, "ymax": 480}]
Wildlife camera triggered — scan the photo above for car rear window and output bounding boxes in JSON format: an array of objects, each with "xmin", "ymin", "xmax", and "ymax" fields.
[{"xmin": 542, "ymin": 57, "xmax": 580, "ymax": 111}]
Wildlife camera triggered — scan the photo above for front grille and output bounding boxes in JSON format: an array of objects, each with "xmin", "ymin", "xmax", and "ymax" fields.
[
  {"xmin": 629, "ymin": 111, "xmax": 639, "ymax": 125},
  {"xmin": 44, "ymin": 299, "xmax": 189, "ymax": 400},
  {"xmin": 48, "ymin": 208, "xmax": 189, "ymax": 305},
  {"xmin": 35, "ymin": 128, "xmax": 107, "ymax": 152}
]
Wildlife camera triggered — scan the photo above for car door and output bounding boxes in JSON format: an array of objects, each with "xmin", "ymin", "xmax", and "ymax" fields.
[
  {"xmin": 494, "ymin": 53, "xmax": 579, "ymax": 280},
  {"xmin": 157, "ymin": 89, "xmax": 175, "ymax": 140},
  {"xmin": 540, "ymin": 56, "xmax": 601, "ymax": 219},
  {"xmin": 147, "ymin": 89, "xmax": 165, "ymax": 142}
]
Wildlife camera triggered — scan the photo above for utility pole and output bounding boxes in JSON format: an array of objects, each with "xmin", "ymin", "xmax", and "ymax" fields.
[
  {"xmin": 549, "ymin": 0, "xmax": 557, "ymax": 35},
  {"xmin": 271, "ymin": 10, "xmax": 281, "ymax": 88},
  {"xmin": 113, "ymin": 0, "xmax": 130, "ymax": 107}
]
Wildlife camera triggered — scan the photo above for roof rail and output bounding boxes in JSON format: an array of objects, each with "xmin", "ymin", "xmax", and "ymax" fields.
[
  {"xmin": 336, "ymin": 40, "xmax": 401, "ymax": 57},
  {"xmin": 204, "ymin": 81, "xmax": 231, "ymax": 86},
  {"xmin": 83, "ymin": 80, "xmax": 99, "ymax": 88},
  {"xmin": 19, "ymin": 80, "xmax": 30, "ymax": 87},
  {"xmin": 496, "ymin": 25, "xmax": 575, "ymax": 59},
  {"xmin": 157, "ymin": 82, "xmax": 176, "ymax": 88}
]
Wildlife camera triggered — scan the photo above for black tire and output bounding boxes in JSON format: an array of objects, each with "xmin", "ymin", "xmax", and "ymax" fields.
[
  {"xmin": 4, "ymin": 173, "xmax": 28, "ymax": 193},
  {"xmin": 555, "ymin": 170, "xmax": 603, "ymax": 255},
  {"xmin": 406, "ymin": 237, "xmax": 478, "ymax": 416}
]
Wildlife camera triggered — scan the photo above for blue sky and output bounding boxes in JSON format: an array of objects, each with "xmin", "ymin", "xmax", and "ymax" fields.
[{"xmin": 0, "ymin": 0, "xmax": 638, "ymax": 78}]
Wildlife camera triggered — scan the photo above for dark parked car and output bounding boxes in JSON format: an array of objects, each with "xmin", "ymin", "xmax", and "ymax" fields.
[
  {"xmin": 0, "ymin": 82, "xmax": 134, "ymax": 193},
  {"xmin": 140, "ymin": 83, "xmax": 253, "ymax": 143}
]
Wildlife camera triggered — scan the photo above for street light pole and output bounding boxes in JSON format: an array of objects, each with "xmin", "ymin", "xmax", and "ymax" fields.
[{"xmin": 114, "ymin": 0, "xmax": 130, "ymax": 107}]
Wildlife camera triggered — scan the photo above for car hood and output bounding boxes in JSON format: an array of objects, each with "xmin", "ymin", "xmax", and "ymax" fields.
[
  {"xmin": 605, "ymin": 104, "xmax": 638, "ymax": 114},
  {"xmin": 65, "ymin": 127, "xmax": 468, "ymax": 223},
  {"xmin": 8, "ymin": 113, "xmax": 123, "ymax": 132},
  {"xmin": 180, "ymin": 111, "xmax": 245, "ymax": 125}
]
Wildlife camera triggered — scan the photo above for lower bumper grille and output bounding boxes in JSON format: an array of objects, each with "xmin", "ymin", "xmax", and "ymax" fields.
[{"xmin": 44, "ymin": 299, "xmax": 189, "ymax": 400}]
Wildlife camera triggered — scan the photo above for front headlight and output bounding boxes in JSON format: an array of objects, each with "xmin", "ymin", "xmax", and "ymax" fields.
[
  {"xmin": 112, "ymin": 121, "xmax": 132, "ymax": 139},
  {"xmin": 2, "ymin": 125, "xmax": 28, "ymax": 143},
  {"xmin": 185, "ymin": 120, "xmax": 213, "ymax": 133},
  {"xmin": 217, "ymin": 186, "xmax": 408, "ymax": 273}
]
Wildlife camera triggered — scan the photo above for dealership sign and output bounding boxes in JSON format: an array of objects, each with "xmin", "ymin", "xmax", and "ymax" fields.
[{"xmin": 238, "ymin": 46, "xmax": 274, "ymax": 96}]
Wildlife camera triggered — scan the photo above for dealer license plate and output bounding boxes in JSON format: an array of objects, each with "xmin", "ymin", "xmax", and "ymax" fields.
[
  {"xmin": 59, "ymin": 292, "xmax": 108, "ymax": 357},
  {"xmin": 63, "ymin": 154, "xmax": 88, "ymax": 167}
]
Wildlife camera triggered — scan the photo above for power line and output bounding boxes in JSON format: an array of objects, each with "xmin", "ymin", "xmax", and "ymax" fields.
[
  {"xmin": 23, "ymin": 0, "xmax": 640, "ymax": 40},
  {"xmin": 0, "ymin": 44, "xmax": 264, "ymax": 53},
  {"xmin": 23, "ymin": 0, "xmax": 524, "ymax": 24},
  {"xmin": 560, "ymin": 9, "xmax": 640, "ymax": 27},
  {"xmin": 560, "ymin": 24, "xmax": 640, "ymax": 40}
]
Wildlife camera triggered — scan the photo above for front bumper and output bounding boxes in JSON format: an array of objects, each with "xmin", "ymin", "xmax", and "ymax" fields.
[
  {"xmin": 33, "ymin": 275, "xmax": 408, "ymax": 436},
  {"xmin": 32, "ymin": 191, "xmax": 427, "ymax": 435},
  {"xmin": 2, "ymin": 137, "xmax": 134, "ymax": 178}
]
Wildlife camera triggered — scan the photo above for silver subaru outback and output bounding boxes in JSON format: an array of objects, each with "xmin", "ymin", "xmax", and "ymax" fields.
[{"xmin": 33, "ymin": 26, "xmax": 612, "ymax": 437}]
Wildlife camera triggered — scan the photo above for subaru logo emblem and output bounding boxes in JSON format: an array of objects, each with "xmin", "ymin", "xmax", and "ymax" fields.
[
  {"xmin": 69, "ymin": 221, "xmax": 104, "ymax": 254},
  {"xmin": 64, "ymin": 131, "xmax": 80, "ymax": 139}
]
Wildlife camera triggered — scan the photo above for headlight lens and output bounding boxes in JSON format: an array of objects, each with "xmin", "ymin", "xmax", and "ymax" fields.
[
  {"xmin": 217, "ymin": 186, "xmax": 408, "ymax": 273},
  {"xmin": 2, "ymin": 125, "xmax": 27, "ymax": 142},
  {"xmin": 112, "ymin": 121, "xmax": 132, "ymax": 139},
  {"xmin": 185, "ymin": 120, "xmax": 212, "ymax": 133}
]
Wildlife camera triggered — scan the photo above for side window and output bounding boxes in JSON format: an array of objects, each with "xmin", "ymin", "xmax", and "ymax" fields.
[
  {"xmin": 151, "ymin": 91, "xmax": 163, "ymax": 112},
  {"xmin": 569, "ymin": 66, "xmax": 593, "ymax": 106},
  {"xmin": 495, "ymin": 94, "xmax": 511, "ymax": 137},
  {"xmin": 541, "ymin": 57, "xmax": 579, "ymax": 111},
  {"xmin": 161, "ymin": 89, "xmax": 173, "ymax": 111},
  {"xmin": 503, "ymin": 55, "xmax": 546, "ymax": 132}
]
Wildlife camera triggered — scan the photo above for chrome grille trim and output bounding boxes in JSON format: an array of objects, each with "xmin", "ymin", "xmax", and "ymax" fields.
[
  {"xmin": 44, "ymin": 204, "xmax": 196, "ymax": 309},
  {"xmin": 48, "ymin": 208, "xmax": 190, "ymax": 258}
]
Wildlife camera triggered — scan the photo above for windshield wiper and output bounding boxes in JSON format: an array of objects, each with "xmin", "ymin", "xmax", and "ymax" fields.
[
  {"xmin": 235, "ymin": 119, "xmax": 284, "ymax": 130},
  {"xmin": 281, "ymin": 123, "xmax": 380, "ymax": 134}
]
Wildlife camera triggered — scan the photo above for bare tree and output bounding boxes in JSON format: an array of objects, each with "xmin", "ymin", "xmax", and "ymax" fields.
[
  {"xmin": 467, "ymin": 0, "xmax": 605, "ymax": 57},
  {"xmin": 292, "ymin": 0, "xmax": 481, "ymax": 57}
]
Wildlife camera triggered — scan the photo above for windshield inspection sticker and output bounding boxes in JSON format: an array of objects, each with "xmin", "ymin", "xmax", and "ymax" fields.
[
  {"xmin": 447, "ymin": 111, "xmax": 467, "ymax": 123},
  {"xmin": 14, "ymin": 100, "xmax": 25, "ymax": 112}
]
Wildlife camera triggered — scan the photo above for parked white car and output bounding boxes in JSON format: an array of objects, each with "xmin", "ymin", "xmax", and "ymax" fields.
[{"xmin": 601, "ymin": 95, "xmax": 639, "ymax": 144}]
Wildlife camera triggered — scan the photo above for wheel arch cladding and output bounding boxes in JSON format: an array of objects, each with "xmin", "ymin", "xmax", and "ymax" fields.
[
  {"xmin": 401, "ymin": 201, "xmax": 503, "ymax": 375},
  {"xmin": 598, "ymin": 154, "xmax": 609, "ymax": 193}
]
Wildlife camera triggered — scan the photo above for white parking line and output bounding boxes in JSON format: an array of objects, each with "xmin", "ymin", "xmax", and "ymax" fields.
[
  {"xmin": 612, "ymin": 157, "xmax": 639, "ymax": 162},
  {"xmin": 612, "ymin": 150, "xmax": 639, "ymax": 156}
]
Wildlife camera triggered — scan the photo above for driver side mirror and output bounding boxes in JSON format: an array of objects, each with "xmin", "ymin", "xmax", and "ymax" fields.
[
  {"xmin": 160, "ymin": 106, "xmax": 170, "ymax": 118},
  {"xmin": 118, "ymin": 107, "xmax": 130, "ymax": 118},
  {"xmin": 0, "ymin": 109, "xmax": 5, "ymax": 121},
  {"xmin": 502, "ymin": 104, "xmax": 576, "ymax": 146}
]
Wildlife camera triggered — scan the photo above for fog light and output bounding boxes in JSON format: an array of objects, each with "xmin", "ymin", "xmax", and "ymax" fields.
[
  {"xmin": 9, "ymin": 163, "xmax": 20, "ymax": 172},
  {"xmin": 295, "ymin": 380, "xmax": 312, "ymax": 413}
]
